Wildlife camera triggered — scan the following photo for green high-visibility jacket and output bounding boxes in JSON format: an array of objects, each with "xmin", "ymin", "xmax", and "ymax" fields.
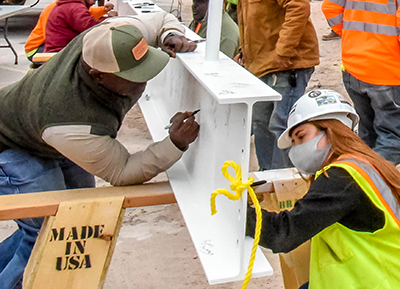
[{"xmin": 310, "ymin": 155, "xmax": 400, "ymax": 289}]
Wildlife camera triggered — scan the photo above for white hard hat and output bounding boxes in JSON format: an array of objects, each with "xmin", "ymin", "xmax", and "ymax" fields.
[{"xmin": 278, "ymin": 89, "xmax": 359, "ymax": 149}]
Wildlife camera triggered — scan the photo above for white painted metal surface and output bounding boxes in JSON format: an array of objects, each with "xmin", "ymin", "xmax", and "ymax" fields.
[
  {"xmin": 115, "ymin": 0, "xmax": 282, "ymax": 284},
  {"xmin": 205, "ymin": 0, "xmax": 223, "ymax": 61},
  {"xmin": 139, "ymin": 41, "xmax": 281, "ymax": 284},
  {"xmin": 108, "ymin": 0, "xmax": 164, "ymax": 15}
]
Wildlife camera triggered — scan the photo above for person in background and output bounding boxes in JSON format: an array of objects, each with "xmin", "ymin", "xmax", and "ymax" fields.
[
  {"xmin": 44, "ymin": 0, "xmax": 117, "ymax": 52},
  {"xmin": 237, "ymin": 0, "xmax": 319, "ymax": 171},
  {"xmin": 189, "ymin": 0, "xmax": 240, "ymax": 59},
  {"xmin": 322, "ymin": 0, "xmax": 400, "ymax": 165},
  {"xmin": 25, "ymin": 0, "xmax": 115, "ymax": 63},
  {"xmin": 321, "ymin": 29, "xmax": 341, "ymax": 41},
  {"xmin": 224, "ymin": 0, "xmax": 238, "ymax": 24},
  {"xmin": 247, "ymin": 89, "xmax": 400, "ymax": 289},
  {"xmin": 0, "ymin": 13, "xmax": 198, "ymax": 289}
]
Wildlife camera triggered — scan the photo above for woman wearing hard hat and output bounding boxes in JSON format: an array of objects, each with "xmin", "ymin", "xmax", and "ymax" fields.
[{"xmin": 247, "ymin": 89, "xmax": 400, "ymax": 289}]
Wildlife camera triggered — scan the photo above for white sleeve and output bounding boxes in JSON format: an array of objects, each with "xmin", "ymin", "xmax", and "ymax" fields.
[
  {"xmin": 103, "ymin": 12, "xmax": 186, "ymax": 47},
  {"xmin": 42, "ymin": 125, "xmax": 183, "ymax": 186}
]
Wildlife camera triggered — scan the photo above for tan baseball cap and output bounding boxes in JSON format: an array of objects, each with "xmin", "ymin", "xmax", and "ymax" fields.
[{"xmin": 82, "ymin": 22, "xmax": 169, "ymax": 82}]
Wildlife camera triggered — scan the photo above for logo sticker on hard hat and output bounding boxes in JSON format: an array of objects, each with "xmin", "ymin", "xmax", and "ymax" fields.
[
  {"xmin": 308, "ymin": 90, "xmax": 322, "ymax": 98},
  {"xmin": 315, "ymin": 95, "xmax": 337, "ymax": 106}
]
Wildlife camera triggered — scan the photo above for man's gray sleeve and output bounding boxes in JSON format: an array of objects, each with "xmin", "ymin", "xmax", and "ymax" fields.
[
  {"xmin": 42, "ymin": 125, "xmax": 183, "ymax": 186},
  {"xmin": 104, "ymin": 12, "xmax": 186, "ymax": 47}
]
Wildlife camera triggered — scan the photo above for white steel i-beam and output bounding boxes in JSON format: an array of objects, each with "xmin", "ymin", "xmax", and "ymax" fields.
[{"xmin": 140, "ymin": 34, "xmax": 281, "ymax": 285}]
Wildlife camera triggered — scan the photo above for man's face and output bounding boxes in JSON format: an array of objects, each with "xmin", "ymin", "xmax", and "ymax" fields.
[
  {"xmin": 192, "ymin": 0, "xmax": 208, "ymax": 22},
  {"xmin": 93, "ymin": 71, "xmax": 147, "ymax": 101}
]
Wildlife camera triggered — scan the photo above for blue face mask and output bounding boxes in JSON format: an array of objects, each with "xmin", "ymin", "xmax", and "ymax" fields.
[{"xmin": 288, "ymin": 132, "xmax": 332, "ymax": 175}]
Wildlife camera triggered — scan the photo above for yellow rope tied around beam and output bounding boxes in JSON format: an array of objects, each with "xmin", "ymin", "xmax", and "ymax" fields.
[{"xmin": 210, "ymin": 160, "xmax": 263, "ymax": 289}]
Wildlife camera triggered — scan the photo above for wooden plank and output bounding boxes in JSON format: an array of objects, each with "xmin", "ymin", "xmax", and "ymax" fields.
[{"xmin": 0, "ymin": 181, "xmax": 175, "ymax": 221}]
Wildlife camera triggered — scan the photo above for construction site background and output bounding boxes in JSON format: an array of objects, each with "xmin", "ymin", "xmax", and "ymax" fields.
[{"xmin": 0, "ymin": 1, "xmax": 343, "ymax": 288}]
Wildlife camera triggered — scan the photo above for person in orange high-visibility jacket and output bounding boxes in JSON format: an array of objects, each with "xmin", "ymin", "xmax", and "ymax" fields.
[
  {"xmin": 322, "ymin": 0, "xmax": 400, "ymax": 166},
  {"xmin": 25, "ymin": 1, "xmax": 114, "ymax": 62}
]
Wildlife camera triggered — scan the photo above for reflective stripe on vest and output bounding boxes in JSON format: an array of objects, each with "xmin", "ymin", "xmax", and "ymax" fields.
[
  {"xmin": 327, "ymin": 14, "xmax": 343, "ymax": 26},
  {"xmin": 325, "ymin": 0, "xmax": 400, "ymax": 36},
  {"xmin": 345, "ymin": 0, "xmax": 397, "ymax": 14},
  {"xmin": 329, "ymin": 0, "xmax": 346, "ymax": 7},
  {"xmin": 329, "ymin": 0, "xmax": 397, "ymax": 12},
  {"xmin": 343, "ymin": 22, "xmax": 400, "ymax": 36},
  {"xmin": 334, "ymin": 157, "xmax": 400, "ymax": 221}
]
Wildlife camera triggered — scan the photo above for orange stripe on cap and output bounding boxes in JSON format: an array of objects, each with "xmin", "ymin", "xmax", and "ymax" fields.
[
  {"xmin": 132, "ymin": 38, "xmax": 148, "ymax": 60},
  {"xmin": 195, "ymin": 23, "xmax": 202, "ymax": 34}
]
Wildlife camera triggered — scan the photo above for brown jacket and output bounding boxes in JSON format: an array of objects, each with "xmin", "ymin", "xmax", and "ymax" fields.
[{"xmin": 237, "ymin": 0, "xmax": 319, "ymax": 77}]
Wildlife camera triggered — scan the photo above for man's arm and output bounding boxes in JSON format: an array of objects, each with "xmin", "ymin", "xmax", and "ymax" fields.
[
  {"xmin": 321, "ymin": 0, "xmax": 345, "ymax": 36},
  {"xmin": 89, "ymin": 3, "xmax": 116, "ymax": 19},
  {"xmin": 42, "ymin": 113, "xmax": 199, "ymax": 186},
  {"xmin": 105, "ymin": 12, "xmax": 184, "ymax": 46},
  {"xmin": 89, "ymin": 6, "xmax": 107, "ymax": 19},
  {"xmin": 161, "ymin": 34, "xmax": 197, "ymax": 57},
  {"xmin": 104, "ymin": 13, "xmax": 196, "ymax": 56},
  {"xmin": 68, "ymin": 5, "xmax": 103, "ymax": 34},
  {"xmin": 275, "ymin": 0, "xmax": 312, "ymax": 60},
  {"xmin": 43, "ymin": 126, "xmax": 182, "ymax": 186}
]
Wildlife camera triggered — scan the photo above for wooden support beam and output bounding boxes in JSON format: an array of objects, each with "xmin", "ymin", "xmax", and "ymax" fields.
[{"xmin": 0, "ymin": 181, "xmax": 175, "ymax": 221}]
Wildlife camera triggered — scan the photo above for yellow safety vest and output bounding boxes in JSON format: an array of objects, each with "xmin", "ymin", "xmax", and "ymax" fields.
[{"xmin": 310, "ymin": 155, "xmax": 400, "ymax": 289}]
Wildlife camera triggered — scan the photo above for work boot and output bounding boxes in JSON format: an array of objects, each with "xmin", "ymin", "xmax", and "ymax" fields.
[{"xmin": 322, "ymin": 30, "xmax": 341, "ymax": 41}]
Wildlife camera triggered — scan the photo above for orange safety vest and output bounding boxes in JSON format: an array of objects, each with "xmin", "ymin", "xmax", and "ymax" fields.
[
  {"xmin": 25, "ymin": 1, "xmax": 106, "ymax": 56},
  {"xmin": 322, "ymin": 0, "xmax": 400, "ymax": 85}
]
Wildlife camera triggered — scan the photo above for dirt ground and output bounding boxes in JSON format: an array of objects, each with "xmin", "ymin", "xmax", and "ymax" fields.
[{"xmin": 0, "ymin": 1, "xmax": 343, "ymax": 288}]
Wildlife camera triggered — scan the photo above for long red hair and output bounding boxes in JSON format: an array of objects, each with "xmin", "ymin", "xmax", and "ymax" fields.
[{"xmin": 311, "ymin": 119, "xmax": 400, "ymax": 206}]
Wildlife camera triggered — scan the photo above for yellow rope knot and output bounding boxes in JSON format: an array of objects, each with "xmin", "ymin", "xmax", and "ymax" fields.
[
  {"xmin": 211, "ymin": 161, "xmax": 254, "ymax": 215},
  {"xmin": 210, "ymin": 160, "xmax": 263, "ymax": 289}
]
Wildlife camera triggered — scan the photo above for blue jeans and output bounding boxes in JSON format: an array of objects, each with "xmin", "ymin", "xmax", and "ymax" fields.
[
  {"xmin": 0, "ymin": 149, "xmax": 95, "ymax": 289},
  {"xmin": 299, "ymin": 282, "xmax": 309, "ymax": 289},
  {"xmin": 343, "ymin": 71, "xmax": 400, "ymax": 165},
  {"xmin": 252, "ymin": 67, "xmax": 315, "ymax": 170}
]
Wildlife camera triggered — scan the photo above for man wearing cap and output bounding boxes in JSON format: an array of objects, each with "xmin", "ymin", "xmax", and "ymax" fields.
[
  {"xmin": 0, "ymin": 13, "xmax": 197, "ymax": 289},
  {"xmin": 188, "ymin": 0, "xmax": 240, "ymax": 59}
]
